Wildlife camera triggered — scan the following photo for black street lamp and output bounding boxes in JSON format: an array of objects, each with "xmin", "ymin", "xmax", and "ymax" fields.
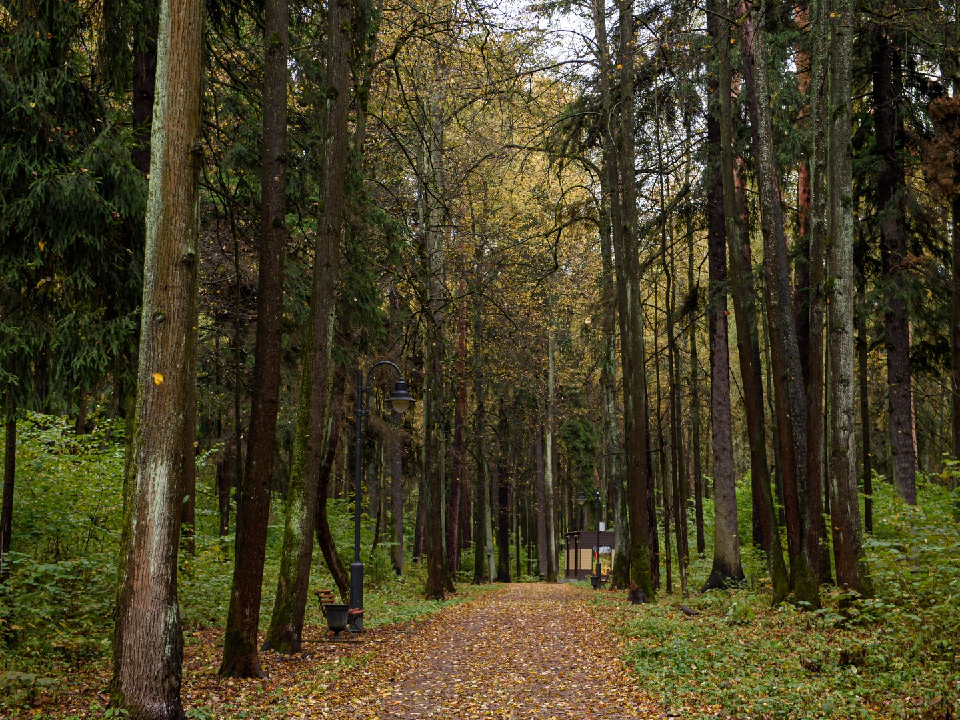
[
  {"xmin": 352, "ymin": 361, "xmax": 414, "ymax": 631},
  {"xmin": 577, "ymin": 489, "xmax": 602, "ymax": 588}
]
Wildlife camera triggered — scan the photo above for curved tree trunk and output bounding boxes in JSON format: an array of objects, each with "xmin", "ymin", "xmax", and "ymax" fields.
[
  {"xmin": 263, "ymin": 0, "xmax": 351, "ymax": 653},
  {"xmin": 316, "ymin": 414, "xmax": 349, "ymax": 599}
]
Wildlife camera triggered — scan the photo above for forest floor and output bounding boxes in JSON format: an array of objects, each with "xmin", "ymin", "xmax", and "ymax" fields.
[{"xmin": 26, "ymin": 583, "xmax": 661, "ymax": 719}]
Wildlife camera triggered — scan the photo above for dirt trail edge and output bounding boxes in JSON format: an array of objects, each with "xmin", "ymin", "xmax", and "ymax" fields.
[{"xmin": 318, "ymin": 582, "xmax": 662, "ymax": 719}]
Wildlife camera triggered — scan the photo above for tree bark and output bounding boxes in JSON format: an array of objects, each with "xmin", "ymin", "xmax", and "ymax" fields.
[
  {"xmin": 110, "ymin": 0, "xmax": 203, "ymax": 707},
  {"xmin": 952, "ymin": 73, "xmax": 960, "ymax": 510},
  {"xmin": 263, "ymin": 0, "xmax": 351, "ymax": 653},
  {"xmin": 873, "ymin": 28, "xmax": 917, "ymax": 505},
  {"xmin": 219, "ymin": 0, "xmax": 289, "ymax": 676},
  {"xmin": 390, "ymin": 407, "xmax": 404, "ymax": 575},
  {"xmin": 741, "ymin": 0, "xmax": 819, "ymax": 605},
  {"xmin": 446, "ymin": 297, "xmax": 467, "ymax": 574},
  {"xmin": 703, "ymin": 58, "xmax": 743, "ymax": 588},
  {"xmin": 684, "ymin": 108, "xmax": 704, "ymax": 560},
  {"xmin": 496, "ymin": 412, "xmax": 511, "ymax": 583},
  {"xmin": 612, "ymin": 0, "xmax": 654, "ymax": 599},
  {"xmin": 472, "ymin": 288, "xmax": 489, "ymax": 584},
  {"xmin": 179, "ymin": 370, "xmax": 196, "ymax": 555},
  {"xmin": 535, "ymin": 420, "xmax": 548, "ymax": 577},
  {"xmin": 1, "ymin": 411, "xmax": 15, "ymax": 577},
  {"xmin": 216, "ymin": 442, "xmax": 232, "ymax": 537},
  {"xmin": 315, "ymin": 412, "xmax": 349, "ymax": 599},
  {"xmin": 826, "ymin": 0, "xmax": 872, "ymax": 594},
  {"xmin": 543, "ymin": 328, "xmax": 558, "ymax": 581},
  {"xmin": 597, "ymin": 171, "xmax": 629, "ymax": 587},
  {"xmin": 132, "ymin": 0, "xmax": 158, "ymax": 178},
  {"xmin": 857, "ymin": 276, "xmax": 873, "ymax": 533},
  {"xmin": 422, "ymin": 101, "xmax": 449, "ymax": 599}
]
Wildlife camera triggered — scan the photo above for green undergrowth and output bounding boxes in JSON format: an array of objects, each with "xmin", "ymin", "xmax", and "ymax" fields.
[
  {"xmin": 605, "ymin": 477, "xmax": 959, "ymax": 719},
  {"xmin": 0, "ymin": 411, "xmax": 487, "ymax": 712}
]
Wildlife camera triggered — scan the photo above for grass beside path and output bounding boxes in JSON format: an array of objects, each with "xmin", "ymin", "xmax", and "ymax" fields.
[
  {"xmin": 593, "ymin": 478, "xmax": 960, "ymax": 719},
  {"xmin": 15, "ymin": 582, "xmax": 495, "ymax": 718}
]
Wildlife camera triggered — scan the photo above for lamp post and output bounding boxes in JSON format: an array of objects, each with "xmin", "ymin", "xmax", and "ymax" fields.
[
  {"xmin": 577, "ymin": 489, "xmax": 602, "ymax": 587},
  {"xmin": 353, "ymin": 361, "xmax": 414, "ymax": 631}
]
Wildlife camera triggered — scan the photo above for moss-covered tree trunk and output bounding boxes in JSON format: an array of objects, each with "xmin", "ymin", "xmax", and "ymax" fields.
[
  {"xmin": 597, "ymin": 170, "xmax": 628, "ymax": 589},
  {"xmin": 263, "ymin": 0, "xmax": 352, "ymax": 654},
  {"xmin": 0, "ymin": 410, "xmax": 15, "ymax": 577},
  {"xmin": 110, "ymin": 0, "xmax": 203, "ymax": 708},
  {"xmin": 826, "ymin": 0, "xmax": 872, "ymax": 594},
  {"xmin": 315, "ymin": 409, "xmax": 349, "ymax": 599},
  {"xmin": 739, "ymin": 0, "xmax": 819, "ymax": 606}
]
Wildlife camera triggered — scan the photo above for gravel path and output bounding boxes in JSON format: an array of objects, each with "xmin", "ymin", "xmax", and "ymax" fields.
[{"xmin": 319, "ymin": 583, "xmax": 661, "ymax": 719}]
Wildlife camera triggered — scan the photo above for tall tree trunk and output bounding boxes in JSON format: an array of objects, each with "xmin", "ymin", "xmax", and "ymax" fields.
[
  {"xmin": 741, "ymin": 0, "xmax": 819, "ymax": 605},
  {"xmin": 826, "ymin": 0, "xmax": 872, "ymax": 594},
  {"xmin": 654, "ymin": 290, "xmax": 672, "ymax": 594},
  {"xmin": 423, "ymin": 104, "xmax": 449, "ymax": 599},
  {"xmin": 446, "ymin": 296, "xmax": 467, "ymax": 574},
  {"xmin": 0, "ymin": 410, "xmax": 15, "ymax": 577},
  {"xmin": 132, "ymin": 0, "xmax": 158, "ymax": 178},
  {"xmin": 782, "ymin": 0, "xmax": 828, "ymax": 591},
  {"xmin": 857, "ymin": 274, "xmax": 873, "ymax": 533},
  {"xmin": 316, "ymin": 411, "xmax": 349, "ymax": 598},
  {"xmin": 714, "ymin": 0, "xmax": 789, "ymax": 600},
  {"xmin": 472, "ymin": 288, "xmax": 489, "ymax": 584},
  {"xmin": 704, "ymin": 55, "xmax": 743, "ymax": 588},
  {"xmin": 794, "ymin": 2, "xmax": 813, "ymax": 390},
  {"xmin": 264, "ymin": 0, "xmax": 351, "ymax": 653},
  {"xmin": 217, "ymin": 442, "xmax": 232, "ymax": 537},
  {"xmin": 535, "ymin": 421, "xmax": 548, "ymax": 577},
  {"xmin": 543, "ymin": 328, "xmax": 558, "ymax": 582},
  {"xmin": 873, "ymin": 28, "xmax": 917, "ymax": 505},
  {"xmin": 951, "ymin": 72, "xmax": 960, "ymax": 508},
  {"xmin": 110, "ymin": 0, "xmax": 203, "ymax": 706},
  {"xmin": 219, "ymin": 0, "xmax": 289, "ymax": 676},
  {"xmin": 495, "ymin": 412, "xmax": 511, "ymax": 583},
  {"xmin": 683, "ymin": 108, "xmax": 702, "ymax": 562},
  {"xmin": 669, "ymin": 232, "xmax": 688, "ymax": 595},
  {"xmin": 391, "ymin": 406, "xmax": 404, "ymax": 575},
  {"xmin": 598, "ymin": 178, "xmax": 629, "ymax": 587},
  {"xmin": 615, "ymin": 0, "xmax": 655, "ymax": 599},
  {"xmin": 180, "ymin": 320, "xmax": 197, "ymax": 557}
]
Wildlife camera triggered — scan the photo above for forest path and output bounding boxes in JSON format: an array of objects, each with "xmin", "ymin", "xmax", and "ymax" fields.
[{"xmin": 317, "ymin": 582, "xmax": 662, "ymax": 719}]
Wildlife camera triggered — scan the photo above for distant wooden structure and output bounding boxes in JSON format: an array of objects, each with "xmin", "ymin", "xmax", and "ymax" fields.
[{"xmin": 563, "ymin": 530, "xmax": 615, "ymax": 580}]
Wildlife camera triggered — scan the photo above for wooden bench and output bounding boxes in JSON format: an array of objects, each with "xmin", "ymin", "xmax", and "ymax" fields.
[
  {"xmin": 315, "ymin": 589, "xmax": 364, "ymax": 634},
  {"xmin": 315, "ymin": 588, "xmax": 337, "ymax": 617}
]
